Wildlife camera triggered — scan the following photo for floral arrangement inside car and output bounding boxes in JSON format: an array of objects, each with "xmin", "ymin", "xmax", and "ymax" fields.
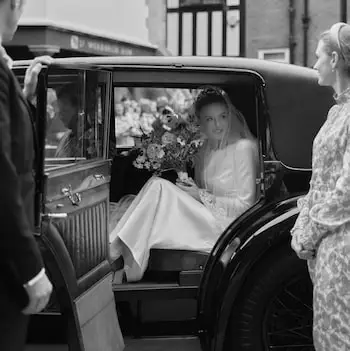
[
  {"xmin": 114, "ymin": 88, "xmax": 196, "ymax": 149},
  {"xmin": 132, "ymin": 107, "xmax": 203, "ymax": 182}
]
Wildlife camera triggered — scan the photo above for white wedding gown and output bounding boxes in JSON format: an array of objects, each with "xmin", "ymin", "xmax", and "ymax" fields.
[{"xmin": 109, "ymin": 139, "xmax": 258, "ymax": 281}]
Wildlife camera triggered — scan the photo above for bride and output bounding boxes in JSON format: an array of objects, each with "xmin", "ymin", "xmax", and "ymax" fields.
[{"xmin": 109, "ymin": 86, "xmax": 259, "ymax": 282}]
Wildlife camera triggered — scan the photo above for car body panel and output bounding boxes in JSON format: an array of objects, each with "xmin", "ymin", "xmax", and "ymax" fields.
[{"xmin": 12, "ymin": 56, "xmax": 334, "ymax": 350}]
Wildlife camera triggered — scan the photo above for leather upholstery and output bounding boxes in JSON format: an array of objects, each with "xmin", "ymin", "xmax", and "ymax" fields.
[{"xmin": 53, "ymin": 200, "xmax": 108, "ymax": 279}]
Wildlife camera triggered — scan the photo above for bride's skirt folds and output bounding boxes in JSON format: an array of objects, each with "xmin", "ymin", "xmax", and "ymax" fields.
[{"xmin": 109, "ymin": 177, "xmax": 221, "ymax": 281}]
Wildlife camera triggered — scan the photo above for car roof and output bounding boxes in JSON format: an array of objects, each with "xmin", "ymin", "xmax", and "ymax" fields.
[
  {"xmin": 13, "ymin": 55, "xmax": 312, "ymax": 76},
  {"xmin": 14, "ymin": 56, "xmax": 334, "ymax": 169}
]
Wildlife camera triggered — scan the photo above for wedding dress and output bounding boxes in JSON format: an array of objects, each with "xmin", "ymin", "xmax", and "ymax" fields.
[{"xmin": 109, "ymin": 138, "xmax": 258, "ymax": 282}]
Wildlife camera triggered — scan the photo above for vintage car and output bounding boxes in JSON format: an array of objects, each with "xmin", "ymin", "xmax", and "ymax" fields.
[{"xmin": 13, "ymin": 56, "xmax": 334, "ymax": 351}]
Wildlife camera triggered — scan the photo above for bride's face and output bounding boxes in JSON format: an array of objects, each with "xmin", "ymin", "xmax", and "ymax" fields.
[{"xmin": 199, "ymin": 102, "xmax": 230, "ymax": 142}]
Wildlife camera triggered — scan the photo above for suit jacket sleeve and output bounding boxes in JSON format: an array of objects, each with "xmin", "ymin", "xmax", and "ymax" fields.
[{"xmin": 0, "ymin": 63, "xmax": 44, "ymax": 285}]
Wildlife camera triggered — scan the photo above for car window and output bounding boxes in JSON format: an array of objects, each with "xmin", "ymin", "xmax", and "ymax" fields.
[
  {"xmin": 110, "ymin": 84, "xmax": 261, "ymax": 204},
  {"xmin": 113, "ymin": 86, "xmax": 198, "ymax": 151},
  {"xmin": 45, "ymin": 68, "xmax": 110, "ymax": 169}
]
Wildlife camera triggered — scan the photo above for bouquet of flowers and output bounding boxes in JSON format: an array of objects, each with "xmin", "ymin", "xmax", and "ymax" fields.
[{"xmin": 133, "ymin": 108, "xmax": 203, "ymax": 181}]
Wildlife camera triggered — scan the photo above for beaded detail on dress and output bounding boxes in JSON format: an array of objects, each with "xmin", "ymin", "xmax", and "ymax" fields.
[{"xmin": 333, "ymin": 86, "xmax": 350, "ymax": 104}]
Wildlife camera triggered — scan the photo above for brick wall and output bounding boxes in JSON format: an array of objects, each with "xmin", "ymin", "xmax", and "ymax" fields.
[
  {"xmin": 245, "ymin": 0, "xmax": 289, "ymax": 60},
  {"xmin": 246, "ymin": 0, "xmax": 343, "ymax": 67}
]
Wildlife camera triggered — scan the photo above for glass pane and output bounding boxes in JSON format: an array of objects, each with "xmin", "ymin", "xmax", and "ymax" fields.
[
  {"xmin": 226, "ymin": 0, "xmax": 239, "ymax": 5},
  {"xmin": 212, "ymin": 11, "xmax": 223, "ymax": 56},
  {"xmin": 167, "ymin": 0, "xmax": 179, "ymax": 8},
  {"xmin": 167, "ymin": 13, "xmax": 179, "ymax": 55},
  {"xmin": 182, "ymin": 12, "xmax": 193, "ymax": 55},
  {"xmin": 180, "ymin": 0, "xmax": 224, "ymax": 5},
  {"xmin": 196, "ymin": 12, "xmax": 208, "ymax": 55},
  {"xmin": 202, "ymin": 0, "xmax": 224, "ymax": 4},
  {"xmin": 226, "ymin": 10, "xmax": 240, "ymax": 56},
  {"xmin": 85, "ymin": 72, "xmax": 106, "ymax": 159},
  {"xmin": 45, "ymin": 69, "xmax": 108, "ymax": 167},
  {"xmin": 261, "ymin": 51, "xmax": 289, "ymax": 63},
  {"xmin": 112, "ymin": 86, "xmax": 196, "ymax": 151},
  {"xmin": 113, "ymin": 87, "xmax": 138, "ymax": 149}
]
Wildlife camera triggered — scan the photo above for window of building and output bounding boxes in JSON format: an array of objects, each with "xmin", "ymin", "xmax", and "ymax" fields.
[
  {"xmin": 258, "ymin": 48, "xmax": 290, "ymax": 64},
  {"xmin": 166, "ymin": 0, "xmax": 245, "ymax": 57}
]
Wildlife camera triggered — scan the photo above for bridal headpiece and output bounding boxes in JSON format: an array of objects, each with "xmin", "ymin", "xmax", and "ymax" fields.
[{"xmin": 194, "ymin": 86, "xmax": 228, "ymax": 117}]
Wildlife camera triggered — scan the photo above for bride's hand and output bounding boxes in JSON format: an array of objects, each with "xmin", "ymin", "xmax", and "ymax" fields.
[{"xmin": 176, "ymin": 179, "xmax": 201, "ymax": 201}]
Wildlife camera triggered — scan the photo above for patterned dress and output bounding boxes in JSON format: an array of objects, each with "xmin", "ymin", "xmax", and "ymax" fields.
[{"xmin": 291, "ymin": 89, "xmax": 350, "ymax": 351}]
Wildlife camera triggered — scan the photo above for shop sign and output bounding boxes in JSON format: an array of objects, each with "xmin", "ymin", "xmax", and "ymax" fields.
[{"xmin": 70, "ymin": 35, "xmax": 133, "ymax": 56}]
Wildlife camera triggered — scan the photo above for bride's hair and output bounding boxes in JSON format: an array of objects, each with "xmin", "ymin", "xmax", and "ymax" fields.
[
  {"xmin": 194, "ymin": 85, "xmax": 254, "ymax": 145},
  {"xmin": 194, "ymin": 86, "xmax": 227, "ymax": 116}
]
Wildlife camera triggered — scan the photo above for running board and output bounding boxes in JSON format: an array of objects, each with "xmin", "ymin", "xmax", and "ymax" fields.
[
  {"xmin": 124, "ymin": 336, "xmax": 201, "ymax": 351},
  {"xmin": 25, "ymin": 337, "xmax": 201, "ymax": 351},
  {"xmin": 113, "ymin": 281, "xmax": 198, "ymax": 301}
]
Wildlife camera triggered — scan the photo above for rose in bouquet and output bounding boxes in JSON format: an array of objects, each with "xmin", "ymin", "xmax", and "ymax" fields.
[{"xmin": 133, "ymin": 109, "xmax": 203, "ymax": 181}]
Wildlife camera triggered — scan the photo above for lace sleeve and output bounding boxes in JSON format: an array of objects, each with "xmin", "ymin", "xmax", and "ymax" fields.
[
  {"xmin": 198, "ymin": 189, "xmax": 228, "ymax": 220},
  {"xmin": 305, "ymin": 133, "xmax": 350, "ymax": 249},
  {"xmin": 199, "ymin": 139, "xmax": 257, "ymax": 222},
  {"xmin": 294, "ymin": 117, "xmax": 350, "ymax": 250},
  {"xmin": 290, "ymin": 194, "xmax": 310, "ymax": 235}
]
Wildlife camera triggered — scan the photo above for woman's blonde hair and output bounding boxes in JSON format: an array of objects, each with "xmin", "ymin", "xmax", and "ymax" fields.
[{"xmin": 320, "ymin": 24, "xmax": 350, "ymax": 75}]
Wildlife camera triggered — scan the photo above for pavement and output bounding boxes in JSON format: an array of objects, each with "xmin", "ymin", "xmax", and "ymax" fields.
[{"xmin": 26, "ymin": 336, "xmax": 201, "ymax": 351}]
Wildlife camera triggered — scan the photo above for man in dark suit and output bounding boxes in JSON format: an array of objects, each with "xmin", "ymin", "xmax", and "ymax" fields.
[{"xmin": 0, "ymin": 1, "xmax": 53, "ymax": 350}]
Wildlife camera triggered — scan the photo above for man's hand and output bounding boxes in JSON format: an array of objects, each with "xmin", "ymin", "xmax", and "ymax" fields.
[
  {"xmin": 23, "ymin": 56, "xmax": 53, "ymax": 101},
  {"xmin": 22, "ymin": 272, "xmax": 53, "ymax": 315},
  {"xmin": 291, "ymin": 234, "xmax": 315, "ymax": 260}
]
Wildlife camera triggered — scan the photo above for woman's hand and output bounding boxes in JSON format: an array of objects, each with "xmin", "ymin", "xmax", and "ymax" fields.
[
  {"xmin": 291, "ymin": 233, "xmax": 316, "ymax": 260},
  {"xmin": 23, "ymin": 56, "xmax": 53, "ymax": 101},
  {"xmin": 176, "ymin": 178, "xmax": 201, "ymax": 201}
]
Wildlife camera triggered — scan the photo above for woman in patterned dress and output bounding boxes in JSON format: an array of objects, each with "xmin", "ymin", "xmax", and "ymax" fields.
[{"xmin": 291, "ymin": 22, "xmax": 350, "ymax": 351}]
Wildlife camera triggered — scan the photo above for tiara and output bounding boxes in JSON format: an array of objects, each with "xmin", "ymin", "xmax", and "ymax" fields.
[{"xmin": 195, "ymin": 86, "xmax": 226, "ymax": 104}]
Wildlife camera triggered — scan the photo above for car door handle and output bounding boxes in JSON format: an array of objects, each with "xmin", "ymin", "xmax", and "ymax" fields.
[
  {"xmin": 61, "ymin": 185, "xmax": 82, "ymax": 206},
  {"xmin": 41, "ymin": 213, "xmax": 68, "ymax": 220},
  {"xmin": 93, "ymin": 174, "xmax": 105, "ymax": 180}
]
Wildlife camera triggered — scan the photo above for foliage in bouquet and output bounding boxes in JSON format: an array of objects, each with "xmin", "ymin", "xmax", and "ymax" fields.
[{"xmin": 133, "ymin": 110, "xmax": 203, "ymax": 174}]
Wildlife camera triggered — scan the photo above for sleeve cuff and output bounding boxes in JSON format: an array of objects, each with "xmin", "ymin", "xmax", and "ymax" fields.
[{"xmin": 24, "ymin": 268, "xmax": 45, "ymax": 288}]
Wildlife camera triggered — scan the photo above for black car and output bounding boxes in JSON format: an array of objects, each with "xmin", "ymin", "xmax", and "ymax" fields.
[{"xmin": 14, "ymin": 56, "xmax": 334, "ymax": 351}]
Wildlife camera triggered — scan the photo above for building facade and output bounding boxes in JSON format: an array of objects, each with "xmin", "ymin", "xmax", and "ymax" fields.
[
  {"xmin": 157, "ymin": 0, "xmax": 244, "ymax": 57},
  {"xmin": 7, "ymin": 0, "xmax": 350, "ymax": 66},
  {"xmin": 5, "ymin": 0, "xmax": 160, "ymax": 59},
  {"xmin": 153, "ymin": 0, "xmax": 349, "ymax": 67}
]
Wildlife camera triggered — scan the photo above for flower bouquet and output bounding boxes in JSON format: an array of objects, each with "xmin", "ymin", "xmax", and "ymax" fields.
[{"xmin": 132, "ymin": 108, "xmax": 203, "ymax": 182}]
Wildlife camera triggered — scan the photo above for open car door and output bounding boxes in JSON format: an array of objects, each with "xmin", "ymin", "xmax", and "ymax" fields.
[{"xmin": 14, "ymin": 64, "xmax": 124, "ymax": 351}]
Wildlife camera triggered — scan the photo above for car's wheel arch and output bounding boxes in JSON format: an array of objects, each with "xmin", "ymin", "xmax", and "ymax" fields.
[
  {"xmin": 198, "ymin": 200, "xmax": 302, "ymax": 351},
  {"xmin": 215, "ymin": 233, "xmax": 294, "ymax": 350}
]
